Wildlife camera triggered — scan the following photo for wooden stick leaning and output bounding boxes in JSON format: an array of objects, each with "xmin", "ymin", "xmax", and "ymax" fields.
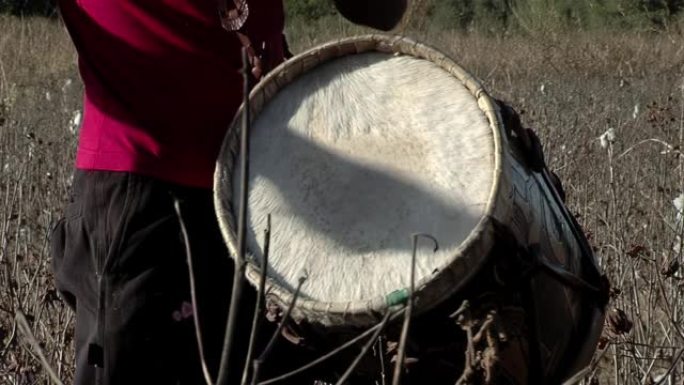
[
  {"xmin": 391, "ymin": 235, "xmax": 418, "ymax": 385},
  {"xmin": 174, "ymin": 199, "xmax": 214, "ymax": 385},
  {"xmin": 15, "ymin": 310, "xmax": 65, "ymax": 385},
  {"xmin": 251, "ymin": 273, "xmax": 308, "ymax": 385},
  {"xmin": 392, "ymin": 233, "xmax": 438, "ymax": 385},
  {"xmin": 241, "ymin": 215, "xmax": 272, "ymax": 385},
  {"xmin": 217, "ymin": 47, "xmax": 252, "ymax": 385}
]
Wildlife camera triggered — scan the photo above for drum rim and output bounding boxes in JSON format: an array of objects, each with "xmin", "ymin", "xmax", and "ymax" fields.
[{"xmin": 214, "ymin": 34, "xmax": 506, "ymax": 326}]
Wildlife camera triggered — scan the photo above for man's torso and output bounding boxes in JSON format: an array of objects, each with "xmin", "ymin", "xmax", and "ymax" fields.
[{"xmin": 60, "ymin": 0, "xmax": 285, "ymax": 187}]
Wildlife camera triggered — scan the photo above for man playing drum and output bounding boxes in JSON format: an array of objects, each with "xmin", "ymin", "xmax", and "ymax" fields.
[{"xmin": 50, "ymin": 2, "xmax": 407, "ymax": 384}]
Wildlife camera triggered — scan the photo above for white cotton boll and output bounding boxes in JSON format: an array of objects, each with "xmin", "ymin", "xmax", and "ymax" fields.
[
  {"xmin": 651, "ymin": 370, "xmax": 667, "ymax": 384},
  {"xmin": 45, "ymin": 91, "xmax": 52, "ymax": 101},
  {"xmin": 660, "ymin": 143, "xmax": 674, "ymax": 155},
  {"xmin": 69, "ymin": 111, "xmax": 82, "ymax": 134},
  {"xmin": 72, "ymin": 111, "xmax": 82, "ymax": 126},
  {"xmin": 62, "ymin": 78, "xmax": 73, "ymax": 94},
  {"xmin": 674, "ymin": 193, "xmax": 684, "ymax": 212},
  {"xmin": 539, "ymin": 83, "xmax": 545, "ymax": 94},
  {"xmin": 599, "ymin": 128, "xmax": 616, "ymax": 149},
  {"xmin": 632, "ymin": 104, "xmax": 639, "ymax": 119},
  {"xmin": 674, "ymin": 193, "xmax": 684, "ymax": 225}
]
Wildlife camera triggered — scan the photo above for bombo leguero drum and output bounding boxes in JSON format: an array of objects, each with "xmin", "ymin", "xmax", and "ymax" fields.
[{"xmin": 214, "ymin": 35, "xmax": 607, "ymax": 384}]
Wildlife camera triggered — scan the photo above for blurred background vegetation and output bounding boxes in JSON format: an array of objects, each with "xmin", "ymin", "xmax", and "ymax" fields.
[
  {"xmin": 0, "ymin": 0, "xmax": 55, "ymax": 16},
  {"xmin": 4, "ymin": 0, "xmax": 684, "ymax": 33},
  {"xmin": 283, "ymin": 0, "xmax": 684, "ymax": 33}
]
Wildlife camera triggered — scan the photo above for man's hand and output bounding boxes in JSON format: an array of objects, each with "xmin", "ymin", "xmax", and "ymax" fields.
[{"xmin": 333, "ymin": 0, "xmax": 408, "ymax": 31}]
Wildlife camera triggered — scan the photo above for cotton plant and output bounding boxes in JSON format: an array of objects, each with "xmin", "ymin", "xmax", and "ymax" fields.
[
  {"xmin": 66, "ymin": 173, "xmax": 75, "ymax": 189},
  {"xmin": 61, "ymin": 78, "xmax": 73, "ymax": 94},
  {"xmin": 61, "ymin": 78, "xmax": 74, "ymax": 112},
  {"xmin": 598, "ymin": 127, "xmax": 617, "ymax": 186},
  {"xmin": 674, "ymin": 193, "xmax": 684, "ymax": 227},
  {"xmin": 673, "ymin": 193, "xmax": 684, "ymax": 258},
  {"xmin": 658, "ymin": 141, "xmax": 675, "ymax": 155},
  {"xmin": 599, "ymin": 127, "xmax": 616, "ymax": 149},
  {"xmin": 68, "ymin": 110, "xmax": 82, "ymax": 135}
]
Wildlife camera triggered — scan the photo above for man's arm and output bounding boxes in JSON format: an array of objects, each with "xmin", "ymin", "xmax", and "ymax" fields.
[{"xmin": 333, "ymin": 0, "xmax": 408, "ymax": 31}]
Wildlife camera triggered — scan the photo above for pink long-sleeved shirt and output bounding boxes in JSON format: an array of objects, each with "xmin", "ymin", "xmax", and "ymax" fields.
[{"xmin": 59, "ymin": 0, "xmax": 285, "ymax": 187}]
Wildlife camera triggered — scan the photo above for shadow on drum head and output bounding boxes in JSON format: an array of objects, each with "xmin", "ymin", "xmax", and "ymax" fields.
[{"xmin": 243, "ymin": 130, "xmax": 481, "ymax": 278}]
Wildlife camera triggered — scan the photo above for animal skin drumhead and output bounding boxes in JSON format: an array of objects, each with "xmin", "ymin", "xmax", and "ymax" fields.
[{"xmin": 227, "ymin": 51, "xmax": 495, "ymax": 307}]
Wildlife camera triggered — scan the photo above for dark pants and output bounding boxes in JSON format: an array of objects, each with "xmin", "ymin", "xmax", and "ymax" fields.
[{"xmin": 50, "ymin": 170, "xmax": 265, "ymax": 385}]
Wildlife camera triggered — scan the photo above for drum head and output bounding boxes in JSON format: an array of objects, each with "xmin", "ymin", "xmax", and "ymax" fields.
[{"xmin": 215, "ymin": 36, "xmax": 503, "ymax": 326}]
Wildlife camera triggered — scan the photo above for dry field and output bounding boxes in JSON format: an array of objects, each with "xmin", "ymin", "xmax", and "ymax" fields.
[{"xmin": 1, "ymin": 15, "xmax": 683, "ymax": 385}]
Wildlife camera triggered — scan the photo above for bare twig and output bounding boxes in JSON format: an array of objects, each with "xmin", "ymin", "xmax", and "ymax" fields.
[
  {"xmin": 653, "ymin": 348, "xmax": 684, "ymax": 385},
  {"xmin": 377, "ymin": 336, "xmax": 387, "ymax": 385},
  {"xmin": 174, "ymin": 199, "xmax": 213, "ymax": 385},
  {"xmin": 56, "ymin": 311, "xmax": 73, "ymax": 380},
  {"xmin": 655, "ymin": 265, "xmax": 684, "ymax": 340},
  {"xmin": 15, "ymin": 310, "xmax": 65, "ymax": 385},
  {"xmin": 391, "ymin": 233, "xmax": 438, "ymax": 385},
  {"xmin": 241, "ymin": 214, "xmax": 271, "ymax": 385},
  {"xmin": 259, "ymin": 308, "xmax": 407, "ymax": 385},
  {"xmin": 334, "ymin": 310, "xmax": 392, "ymax": 385},
  {"xmin": 252, "ymin": 272, "xmax": 308, "ymax": 385},
  {"xmin": 0, "ymin": 313, "xmax": 17, "ymax": 360},
  {"xmin": 217, "ymin": 47, "xmax": 252, "ymax": 385},
  {"xmin": 560, "ymin": 364, "xmax": 592, "ymax": 385},
  {"xmin": 616, "ymin": 138, "xmax": 680, "ymax": 160}
]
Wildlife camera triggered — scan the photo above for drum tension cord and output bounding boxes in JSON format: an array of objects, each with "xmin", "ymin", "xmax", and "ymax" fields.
[
  {"xmin": 497, "ymin": 100, "xmax": 610, "ymax": 306},
  {"xmin": 448, "ymin": 218, "xmax": 609, "ymax": 385}
]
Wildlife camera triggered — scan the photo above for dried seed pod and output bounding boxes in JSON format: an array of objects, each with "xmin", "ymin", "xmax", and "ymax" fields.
[
  {"xmin": 605, "ymin": 308, "xmax": 633, "ymax": 337},
  {"xmin": 660, "ymin": 258, "xmax": 680, "ymax": 278}
]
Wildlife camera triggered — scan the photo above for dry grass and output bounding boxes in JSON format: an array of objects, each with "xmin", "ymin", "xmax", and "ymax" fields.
[
  {"xmin": 0, "ymin": 15, "xmax": 80, "ymax": 385},
  {"xmin": 1, "ymin": 14, "xmax": 683, "ymax": 385}
]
